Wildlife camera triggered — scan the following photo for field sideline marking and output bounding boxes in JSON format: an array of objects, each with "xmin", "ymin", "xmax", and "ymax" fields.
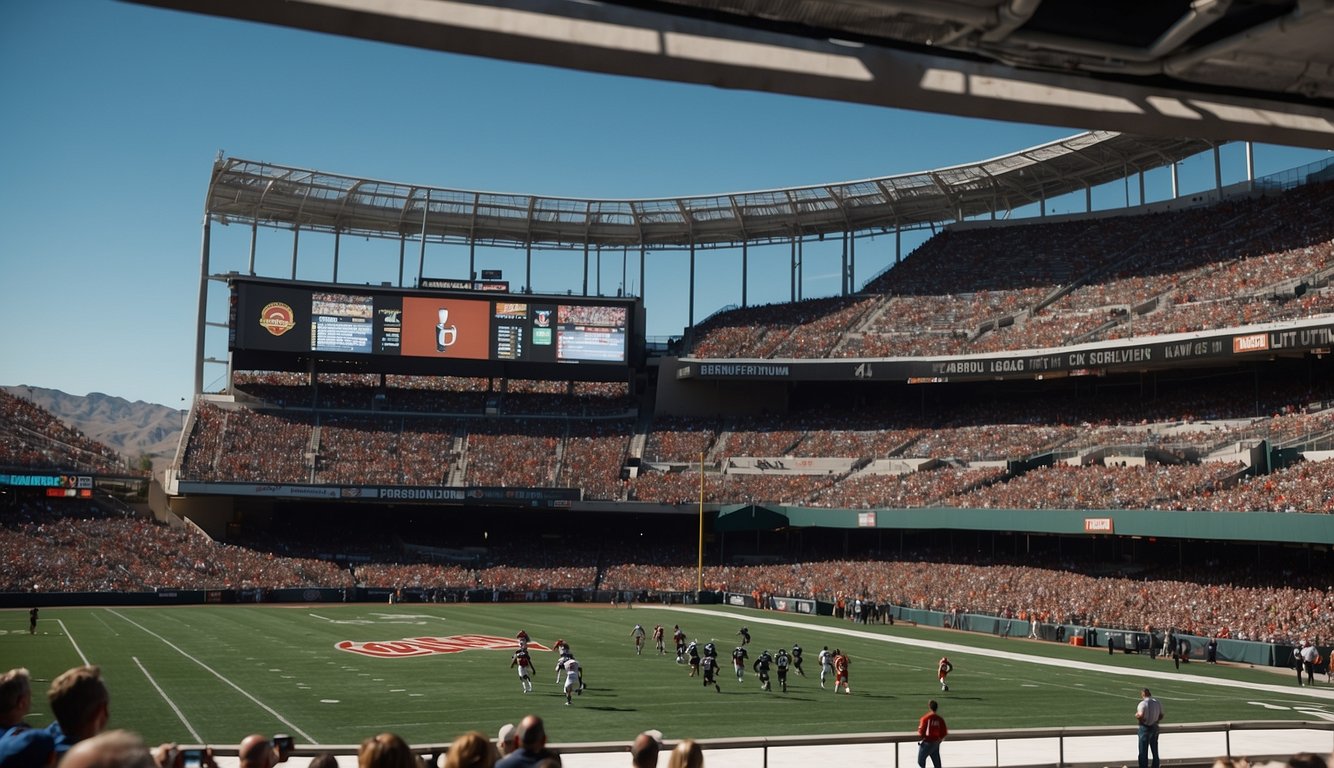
[
  {"xmin": 92, "ymin": 612, "xmax": 120, "ymax": 636},
  {"xmin": 133, "ymin": 656, "xmax": 202, "ymax": 742},
  {"xmin": 56, "ymin": 619, "xmax": 89, "ymax": 666},
  {"xmin": 654, "ymin": 606, "xmax": 1334, "ymax": 704},
  {"xmin": 106, "ymin": 609, "xmax": 318, "ymax": 744}
]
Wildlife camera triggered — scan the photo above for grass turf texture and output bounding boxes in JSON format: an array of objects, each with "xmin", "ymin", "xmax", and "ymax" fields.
[{"xmin": 1, "ymin": 604, "xmax": 1323, "ymax": 747}]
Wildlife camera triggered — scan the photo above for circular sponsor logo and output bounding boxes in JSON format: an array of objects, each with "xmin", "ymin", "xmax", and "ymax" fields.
[{"xmin": 259, "ymin": 302, "xmax": 296, "ymax": 336}]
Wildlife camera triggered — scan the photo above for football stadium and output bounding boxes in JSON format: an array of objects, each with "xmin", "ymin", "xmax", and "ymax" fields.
[{"xmin": 4, "ymin": 1, "xmax": 1334, "ymax": 768}]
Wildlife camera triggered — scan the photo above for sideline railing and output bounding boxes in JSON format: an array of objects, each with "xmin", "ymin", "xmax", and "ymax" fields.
[{"xmin": 183, "ymin": 721, "xmax": 1334, "ymax": 768}]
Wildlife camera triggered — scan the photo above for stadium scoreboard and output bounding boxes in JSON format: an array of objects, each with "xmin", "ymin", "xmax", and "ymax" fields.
[{"xmin": 229, "ymin": 277, "xmax": 641, "ymax": 373}]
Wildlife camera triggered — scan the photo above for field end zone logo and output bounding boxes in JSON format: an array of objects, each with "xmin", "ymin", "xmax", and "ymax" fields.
[
  {"xmin": 336, "ymin": 634, "xmax": 550, "ymax": 659},
  {"xmin": 259, "ymin": 302, "xmax": 296, "ymax": 336}
]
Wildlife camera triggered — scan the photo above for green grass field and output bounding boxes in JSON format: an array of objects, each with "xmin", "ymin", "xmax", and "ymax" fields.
[{"xmin": 2, "ymin": 603, "xmax": 1327, "ymax": 748}]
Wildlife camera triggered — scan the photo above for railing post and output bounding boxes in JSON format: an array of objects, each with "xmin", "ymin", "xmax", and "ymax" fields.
[
  {"xmin": 1058, "ymin": 731, "xmax": 1065, "ymax": 767},
  {"xmin": 1225, "ymin": 723, "xmax": 1231, "ymax": 758}
]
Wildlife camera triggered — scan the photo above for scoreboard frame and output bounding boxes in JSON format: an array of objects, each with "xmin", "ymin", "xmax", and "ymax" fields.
[{"xmin": 228, "ymin": 277, "xmax": 644, "ymax": 380}]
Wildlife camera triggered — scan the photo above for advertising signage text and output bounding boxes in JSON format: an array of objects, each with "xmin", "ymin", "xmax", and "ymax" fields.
[{"xmin": 680, "ymin": 322, "xmax": 1334, "ymax": 382}]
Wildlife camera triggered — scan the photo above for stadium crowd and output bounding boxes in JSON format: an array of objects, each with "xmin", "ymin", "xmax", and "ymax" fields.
[
  {"xmin": 7, "ymin": 498, "xmax": 1334, "ymax": 646},
  {"xmin": 684, "ymin": 181, "xmax": 1334, "ymax": 360},
  {"xmin": 0, "ymin": 391, "xmax": 134, "ymax": 476},
  {"xmin": 178, "ymin": 371, "xmax": 1334, "ymax": 511}
]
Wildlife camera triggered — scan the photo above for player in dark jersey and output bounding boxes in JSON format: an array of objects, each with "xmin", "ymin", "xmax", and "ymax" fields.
[
  {"xmin": 737, "ymin": 626, "xmax": 751, "ymax": 646},
  {"xmin": 732, "ymin": 645, "xmax": 749, "ymax": 682},
  {"xmin": 686, "ymin": 640, "xmax": 701, "ymax": 677},
  {"xmin": 700, "ymin": 653, "xmax": 721, "ymax": 693},
  {"xmin": 791, "ymin": 643, "xmax": 805, "ymax": 676},
  {"xmin": 775, "ymin": 648, "xmax": 791, "ymax": 692},
  {"xmin": 510, "ymin": 647, "xmax": 534, "ymax": 693},
  {"xmin": 753, "ymin": 650, "xmax": 773, "ymax": 691},
  {"xmin": 673, "ymin": 625, "xmax": 687, "ymax": 663},
  {"xmin": 703, "ymin": 641, "xmax": 717, "ymax": 659}
]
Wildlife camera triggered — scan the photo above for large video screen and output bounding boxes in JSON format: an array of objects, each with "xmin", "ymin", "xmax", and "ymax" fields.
[{"xmin": 231, "ymin": 280, "xmax": 631, "ymax": 365}]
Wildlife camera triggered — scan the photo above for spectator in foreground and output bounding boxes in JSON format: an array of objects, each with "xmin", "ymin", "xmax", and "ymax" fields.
[
  {"xmin": 495, "ymin": 716, "xmax": 558, "ymax": 768},
  {"xmin": 239, "ymin": 735, "xmax": 282, "ymax": 768},
  {"xmin": 496, "ymin": 724, "xmax": 516, "ymax": 758},
  {"xmin": 60, "ymin": 730, "xmax": 152, "ymax": 768},
  {"xmin": 46, "ymin": 666, "xmax": 109, "ymax": 757},
  {"xmin": 630, "ymin": 731, "xmax": 661, "ymax": 768},
  {"xmin": 358, "ymin": 733, "xmax": 416, "ymax": 768},
  {"xmin": 917, "ymin": 699, "xmax": 948, "ymax": 768},
  {"xmin": 1136, "ymin": 688, "xmax": 1164, "ymax": 768},
  {"xmin": 1, "ymin": 669, "xmax": 33, "ymax": 731},
  {"xmin": 666, "ymin": 740, "xmax": 702, "ymax": 768},
  {"xmin": 442, "ymin": 731, "xmax": 497, "ymax": 768},
  {"xmin": 0, "ymin": 728, "xmax": 55, "ymax": 768}
]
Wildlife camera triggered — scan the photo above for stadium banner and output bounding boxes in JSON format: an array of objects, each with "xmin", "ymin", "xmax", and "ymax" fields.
[
  {"xmin": 0, "ymin": 473, "xmax": 93, "ymax": 489},
  {"xmin": 176, "ymin": 482, "xmax": 580, "ymax": 505},
  {"xmin": 770, "ymin": 595, "xmax": 817, "ymax": 614},
  {"xmin": 679, "ymin": 320, "xmax": 1334, "ymax": 383}
]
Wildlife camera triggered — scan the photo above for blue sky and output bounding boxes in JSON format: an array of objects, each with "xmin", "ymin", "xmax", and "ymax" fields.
[{"xmin": 1, "ymin": 0, "xmax": 1329, "ymax": 409}]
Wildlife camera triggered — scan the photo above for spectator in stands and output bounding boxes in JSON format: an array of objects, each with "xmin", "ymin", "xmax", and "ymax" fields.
[
  {"xmin": 0, "ymin": 727, "xmax": 55, "ymax": 768},
  {"xmin": 496, "ymin": 715, "xmax": 557, "ymax": 768},
  {"xmin": 60, "ymin": 730, "xmax": 153, "ymax": 768},
  {"xmin": 496, "ymin": 724, "xmax": 517, "ymax": 758},
  {"xmin": 357, "ymin": 733, "xmax": 415, "ymax": 768},
  {"xmin": 442, "ymin": 731, "xmax": 497, "ymax": 768},
  {"xmin": 666, "ymin": 740, "xmax": 703, "ymax": 768},
  {"xmin": 1, "ymin": 668, "xmax": 33, "ymax": 731},
  {"xmin": 45, "ymin": 666, "xmax": 109, "ymax": 757},
  {"xmin": 630, "ymin": 731, "xmax": 662, "ymax": 768},
  {"xmin": 239, "ymin": 735, "xmax": 285, "ymax": 768}
]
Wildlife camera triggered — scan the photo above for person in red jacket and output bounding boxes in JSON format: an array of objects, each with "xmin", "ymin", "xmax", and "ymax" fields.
[{"xmin": 917, "ymin": 699, "xmax": 948, "ymax": 768}]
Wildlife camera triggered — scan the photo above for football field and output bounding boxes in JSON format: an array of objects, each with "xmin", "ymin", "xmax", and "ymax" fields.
[{"xmin": 3, "ymin": 603, "xmax": 1331, "ymax": 749}]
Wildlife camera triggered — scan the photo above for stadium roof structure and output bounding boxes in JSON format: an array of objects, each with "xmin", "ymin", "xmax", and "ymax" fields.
[
  {"xmin": 209, "ymin": 131, "xmax": 1215, "ymax": 249},
  {"xmin": 126, "ymin": 0, "xmax": 1334, "ymax": 149}
]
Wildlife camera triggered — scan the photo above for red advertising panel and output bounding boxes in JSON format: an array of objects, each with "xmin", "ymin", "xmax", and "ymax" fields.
[{"xmin": 400, "ymin": 297, "xmax": 492, "ymax": 360}]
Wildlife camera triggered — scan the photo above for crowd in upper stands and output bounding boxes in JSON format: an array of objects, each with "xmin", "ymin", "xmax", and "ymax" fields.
[
  {"xmin": 0, "ymin": 391, "xmax": 133, "ymax": 476},
  {"xmin": 688, "ymin": 181, "xmax": 1334, "ymax": 360}
]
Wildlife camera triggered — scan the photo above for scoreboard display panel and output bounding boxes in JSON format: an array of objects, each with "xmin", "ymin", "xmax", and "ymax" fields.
[{"xmin": 230, "ymin": 278, "xmax": 633, "ymax": 367}]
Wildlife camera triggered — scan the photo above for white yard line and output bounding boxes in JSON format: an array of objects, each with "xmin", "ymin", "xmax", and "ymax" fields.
[
  {"xmin": 133, "ymin": 656, "xmax": 203, "ymax": 742},
  {"xmin": 56, "ymin": 619, "xmax": 89, "ymax": 665},
  {"xmin": 106, "ymin": 609, "xmax": 318, "ymax": 744},
  {"xmin": 91, "ymin": 611, "xmax": 120, "ymax": 636},
  {"xmin": 651, "ymin": 606, "xmax": 1334, "ymax": 703}
]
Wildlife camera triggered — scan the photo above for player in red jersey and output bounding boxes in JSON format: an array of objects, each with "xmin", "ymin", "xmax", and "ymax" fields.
[
  {"xmin": 938, "ymin": 656, "xmax": 954, "ymax": 691},
  {"xmin": 653, "ymin": 624, "xmax": 666, "ymax": 655},
  {"xmin": 833, "ymin": 649, "xmax": 851, "ymax": 694}
]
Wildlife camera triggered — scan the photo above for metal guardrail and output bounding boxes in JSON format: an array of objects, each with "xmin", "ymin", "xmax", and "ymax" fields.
[{"xmin": 184, "ymin": 720, "xmax": 1334, "ymax": 768}]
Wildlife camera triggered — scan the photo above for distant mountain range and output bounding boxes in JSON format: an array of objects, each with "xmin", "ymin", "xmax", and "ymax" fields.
[{"xmin": 2, "ymin": 385, "xmax": 185, "ymax": 471}]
